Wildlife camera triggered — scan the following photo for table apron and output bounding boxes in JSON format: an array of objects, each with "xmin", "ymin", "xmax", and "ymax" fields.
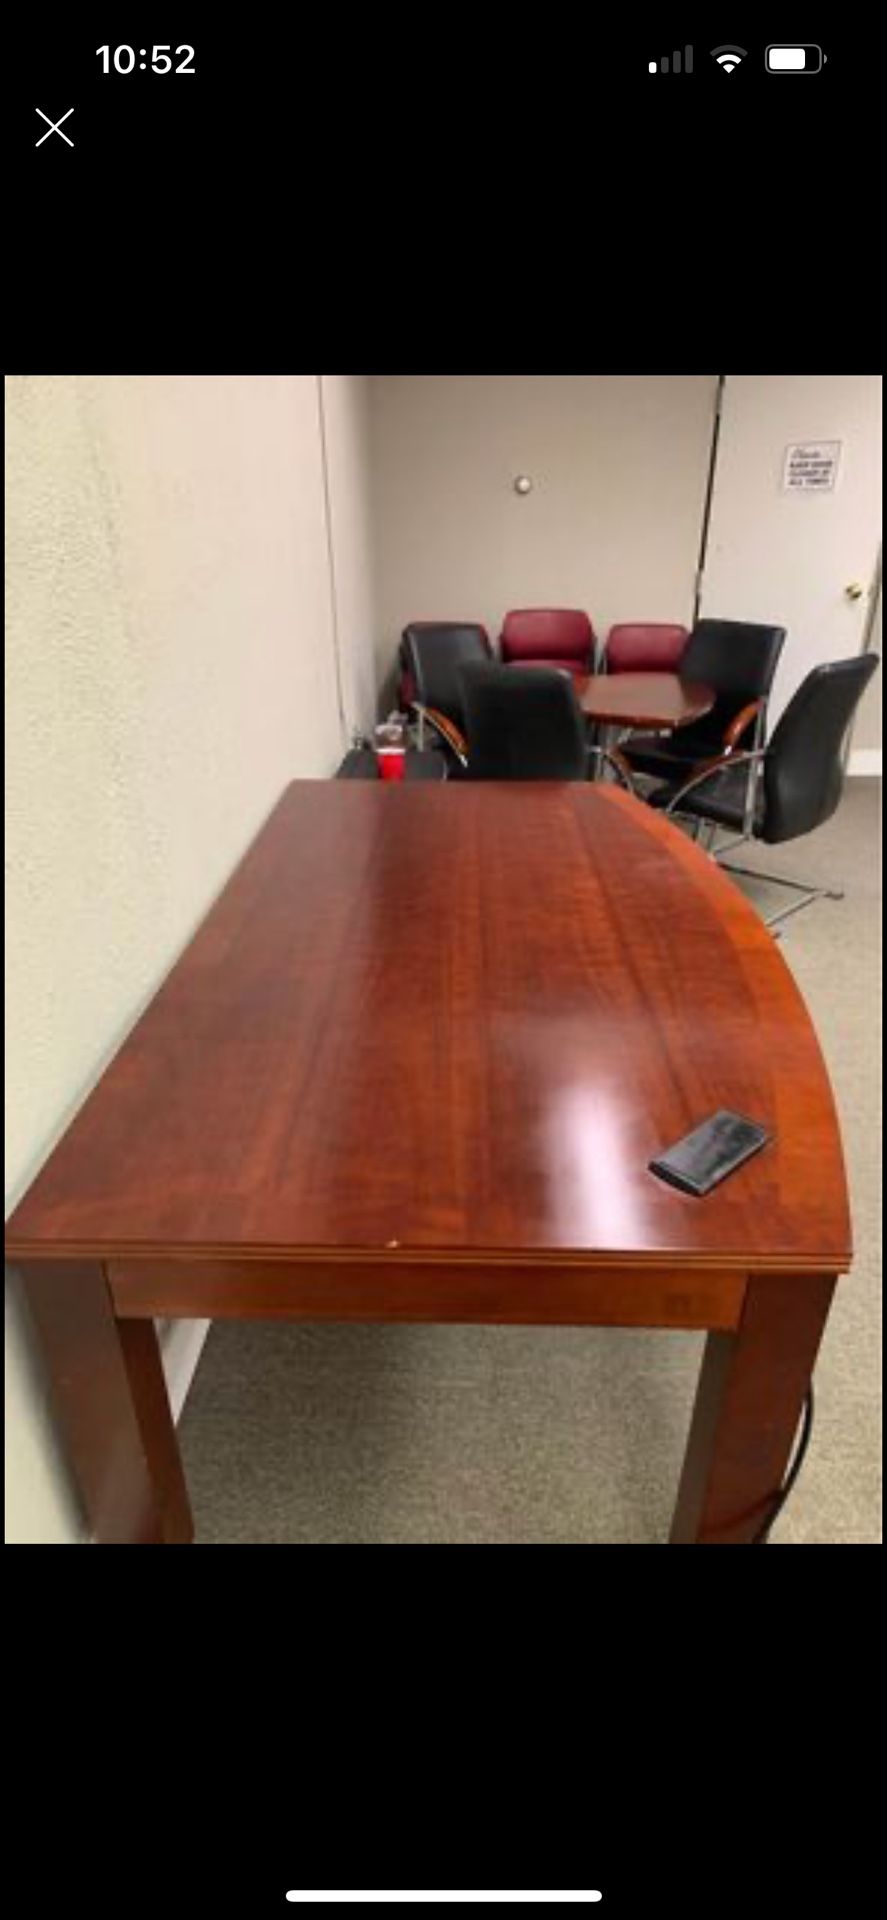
[{"xmin": 107, "ymin": 1256, "xmax": 746, "ymax": 1330}]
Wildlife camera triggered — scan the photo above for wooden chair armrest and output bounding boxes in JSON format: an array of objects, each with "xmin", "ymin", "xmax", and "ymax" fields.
[
  {"xmin": 413, "ymin": 704, "xmax": 468, "ymax": 767},
  {"xmin": 722, "ymin": 698, "xmax": 764, "ymax": 754}
]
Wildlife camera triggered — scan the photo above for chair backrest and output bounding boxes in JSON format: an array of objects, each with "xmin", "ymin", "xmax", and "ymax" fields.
[
  {"xmin": 682, "ymin": 619, "xmax": 786, "ymax": 698},
  {"xmin": 605, "ymin": 623, "xmax": 690, "ymax": 674},
  {"xmin": 459, "ymin": 662, "xmax": 589, "ymax": 780},
  {"xmin": 762, "ymin": 653, "xmax": 880, "ymax": 844},
  {"xmin": 679, "ymin": 619, "xmax": 787, "ymax": 749},
  {"xmin": 400, "ymin": 623, "xmax": 491, "ymax": 721},
  {"xmin": 499, "ymin": 608, "xmax": 594, "ymax": 670}
]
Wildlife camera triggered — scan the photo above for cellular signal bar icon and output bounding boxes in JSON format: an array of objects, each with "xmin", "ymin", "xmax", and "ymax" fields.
[{"xmin": 649, "ymin": 46, "xmax": 694, "ymax": 73}]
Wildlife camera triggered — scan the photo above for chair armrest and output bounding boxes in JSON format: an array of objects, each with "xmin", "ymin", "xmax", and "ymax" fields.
[
  {"xmin": 722, "ymin": 698, "xmax": 764, "ymax": 754},
  {"xmin": 413, "ymin": 704, "xmax": 469, "ymax": 768},
  {"xmin": 664, "ymin": 750, "xmax": 764, "ymax": 815}
]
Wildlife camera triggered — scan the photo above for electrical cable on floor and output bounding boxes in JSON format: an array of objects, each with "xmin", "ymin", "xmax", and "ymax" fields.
[{"xmin": 751, "ymin": 1384, "xmax": 815, "ymax": 1543}]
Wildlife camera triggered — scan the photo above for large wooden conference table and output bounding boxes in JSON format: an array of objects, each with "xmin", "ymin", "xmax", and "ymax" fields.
[{"xmin": 5, "ymin": 781, "xmax": 850, "ymax": 1544}]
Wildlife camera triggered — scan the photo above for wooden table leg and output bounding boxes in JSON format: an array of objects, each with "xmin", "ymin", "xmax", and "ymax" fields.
[
  {"xmin": 16, "ymin": 1261, "xmax": 193, "ymax": 1545},
  {"xmin": 670, "ymin": 1271, "xmax": 837, "ymax": 1544}
]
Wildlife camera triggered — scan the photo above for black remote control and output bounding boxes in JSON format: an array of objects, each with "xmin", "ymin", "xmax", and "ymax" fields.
[{"xmin": 649, "ymin": 1109, "xmax": 772, "ymax": 1197}]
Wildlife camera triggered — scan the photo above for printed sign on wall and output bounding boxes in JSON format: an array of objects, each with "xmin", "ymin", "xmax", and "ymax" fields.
[{"xmin": 783, "ymin": 441, "xmax": 841, "ymax": 491}]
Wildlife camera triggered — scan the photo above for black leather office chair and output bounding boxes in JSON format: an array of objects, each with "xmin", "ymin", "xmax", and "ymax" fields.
[
  {"xmin": 458, "ymin": 661, "xmax": 633, "ymax": 784},
  {"xmin": 399, "ymin": 623, "xmax": 492, "ymax": 772},
  {"xmin": 624, "ymin": 619, "xmax": 787, "ymax": 829},
  {"xmin": 651, "ymin": 653, "xmax": 879, "ymax": 930}
]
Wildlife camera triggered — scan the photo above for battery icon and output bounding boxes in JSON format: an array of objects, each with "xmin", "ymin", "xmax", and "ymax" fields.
[{"xmin": 766, "ymin": 45, "xmax": 824, "ymax": 71}]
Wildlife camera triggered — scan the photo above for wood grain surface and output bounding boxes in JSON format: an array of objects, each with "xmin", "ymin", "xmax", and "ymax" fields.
[
  {"xmin": 576, "ymin": 672, "xmax": 714, "ymax": 729},
  {"xmin": 6, "ymin": 780, "xmax": 851, "ymax": 1544},
  {"xmin": 15, "ymin": 1261, "xmax": 192, "ymax": 1544},
  {"xmin": 5, "ymin": 782, "xmax": 850, "ymax": 1277},
  {"xmin": 670, "ymin": 1270, "xmax": 837, "ymax": 1544},
  {"xmin": 107, "ymin": 1254, "xmax": 745, "ymax": 1329}
]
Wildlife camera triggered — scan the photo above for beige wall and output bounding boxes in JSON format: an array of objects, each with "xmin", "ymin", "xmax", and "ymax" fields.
[
  {"xmin": 369, "ymin": 375, "xmax": 718, "ymax": 693},
  {"xmin": 5, "ymin": 374, "xmax": 376, "ymax": 1542}
]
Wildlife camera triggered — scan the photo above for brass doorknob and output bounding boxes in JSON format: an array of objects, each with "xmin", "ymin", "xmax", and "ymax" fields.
[{"xmin": 845, "ymin": 582, "xmax": 864, "ymax": 600}]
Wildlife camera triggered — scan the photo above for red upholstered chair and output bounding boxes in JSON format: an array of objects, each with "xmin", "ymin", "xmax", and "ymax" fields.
[
  {"xmin": 499, "ymin": 608, "xmax": 594, "ymax": 678},
  {"xmin": 605, "ymin": 623, "xmax": 690, "ymax": 674}
]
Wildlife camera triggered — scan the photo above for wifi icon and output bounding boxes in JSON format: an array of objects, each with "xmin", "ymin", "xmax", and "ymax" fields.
[{"xmin": 711, "ymin": 45, "xmax": 747, "ymax": 71}]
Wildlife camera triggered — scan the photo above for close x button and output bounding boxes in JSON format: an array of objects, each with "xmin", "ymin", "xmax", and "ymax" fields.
[{"xmin": 35, "ymin": 108, "xmax": 75, "ymax": 146}]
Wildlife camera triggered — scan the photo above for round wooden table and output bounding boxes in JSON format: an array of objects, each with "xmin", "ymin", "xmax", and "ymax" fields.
[
  {"xmin": 575, "ymin": 672, "xmax": 714, "ymax": 731},
  {"xmin": 573, "ymin": 672, "xmax": 715, "ymax": 783}
]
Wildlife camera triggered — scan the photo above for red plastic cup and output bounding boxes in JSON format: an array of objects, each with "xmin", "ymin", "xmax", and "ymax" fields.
[{"xmin": 376, "ymin": 746, "xmax": 406, "ymax": 782}]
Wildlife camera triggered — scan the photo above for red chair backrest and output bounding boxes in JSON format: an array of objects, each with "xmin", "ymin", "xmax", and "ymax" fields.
[
  {"xmin": 499, "ymin": 608, "xmax": 594, "ymax": 668},
  {"xmin": 605, "ymin": 623, "xmax": 690, "ymax": 673}
]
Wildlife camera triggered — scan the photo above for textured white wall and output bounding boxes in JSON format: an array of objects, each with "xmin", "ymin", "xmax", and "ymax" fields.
[
  {"xmin": 369, "ymin": 375, "xmax": 718, "ymax": 690},
  {"xmin": 320, "ymin": 375, "xmax": 378, "ymax": 734},
  {"xmin": 4, "ymin": 374, "xmax": 377, "ymax": 1542}
]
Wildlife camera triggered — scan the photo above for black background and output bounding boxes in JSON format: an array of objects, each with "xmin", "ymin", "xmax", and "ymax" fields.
[
  {"xmin": 3, "ymin": 15, "xmax": 882, "ymax": 1918},
  {"xmin": 8, "ymin": 1550, "xmax": 879, "ymax": 1914},
  {"xmin": 5, "ymin": 19, "xmax": 881, "ymax": 367}
]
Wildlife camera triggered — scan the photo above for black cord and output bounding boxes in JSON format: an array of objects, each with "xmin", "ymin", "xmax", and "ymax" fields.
[{"xmin": 751, "ymin": 1383, "xmax": 815, "ymax": 1543}]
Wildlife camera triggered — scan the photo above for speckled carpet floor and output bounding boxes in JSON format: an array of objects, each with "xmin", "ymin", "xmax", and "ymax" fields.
[{"xmin": 180, "ymin": 779, "xmax": 881, "ymax": 1543}]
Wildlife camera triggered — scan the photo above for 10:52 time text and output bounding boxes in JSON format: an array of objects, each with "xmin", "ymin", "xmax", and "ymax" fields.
[{"xmin": 95, "ymin": 46, "xmax": 195, "ymax": 73}]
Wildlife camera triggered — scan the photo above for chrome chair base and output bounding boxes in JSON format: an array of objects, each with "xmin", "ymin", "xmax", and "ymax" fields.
[
  {"xmin": 675, "ymin": 818, "xmax": 845, "ymax": 935},
  {"xmin": 718, "ymin": 861, "xmax": 844, "ymax": 934}
]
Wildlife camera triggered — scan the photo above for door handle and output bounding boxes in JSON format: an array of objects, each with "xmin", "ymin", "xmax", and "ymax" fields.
[{"xmin": 844, "ymin": 582, "xmax": 864, "ymax": 600}]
